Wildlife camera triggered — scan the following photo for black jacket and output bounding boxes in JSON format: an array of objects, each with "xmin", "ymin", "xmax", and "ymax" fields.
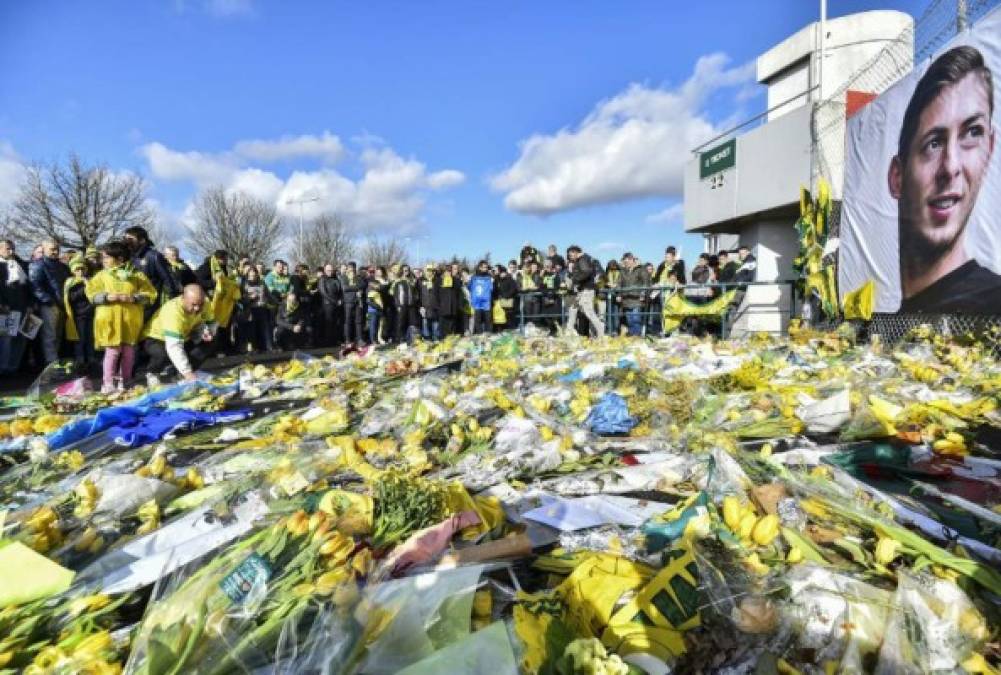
[
  {"xmin": 318, "ymin": 275, "xmax": 342, "ymax": 306},
  {"xmin": 339, "ymin": 272, "xmax": 366, "ymax": 304},
  {"xmin": 239, "ymin": 279, "xmax": 272, "ymax": 312},
  {"xmin": 169, "ymin": 260, "xmax": 197, "ymax": 289},
  {"xmin": 391, "ymin": 277, "xmax": 416, "ymax": 308},
  {"xmin": 437, "ymin": 274, "xmax": 462, "ymax": 316},
  {"xmin": 194, "ymin": 257, "xmax": 228, "ymax": 295},
  {"xmin": 718, "ymin": 261, "xmax": 739, "ymax": 284},
  {"xmin": 134, "ymin": 244, "xmax": 181, "ymax": 302},
  {"xmin": 66, "ymin": 279, "xmax": 93, "ymax": 318},
  {"xmin": 690, "ymin": 263, "xmax": 713, "ymax": 284},
  {"xmin": 654, "ymin": 260, "xmax": 687, "ymax": 285},
  {"xmin": 495, "ymin": 275, "xmax": 518, "ymax": 301},
  {"xmin": 734, "ymin": 254, "xmax": 757, "ymax": 284},
  {"xmin": 276, "ymin": 300, "xmax": 309, "ymax": 330},
  {"xmin": 418, "ymin": 276, "xmax": 439, "ymax": 318},
  {"xmin": 0, "ymin": 256, "xmax": 32, "ymax": 311},
  {"xmin": 569, "ymin": 254, "xmax": 599, "ymax": 292}
]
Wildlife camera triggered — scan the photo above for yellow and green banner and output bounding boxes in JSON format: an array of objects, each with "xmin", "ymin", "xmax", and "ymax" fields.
[{"xmin": 662, "ymin": 290, "xmax": 736, "ymax": 333}]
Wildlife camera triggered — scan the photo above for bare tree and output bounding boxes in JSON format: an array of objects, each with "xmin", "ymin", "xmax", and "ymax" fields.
[
  {"xmin": 0, "ymin": 208, "xmax": 17, "ymax": 245},
  {"xmin": 188, "ymin": 187, "xmax": 284, "ymax": 262},
  {"xmin": 288, "ymin": 213, "xmax": 358, "ymax": 269},
  {"xmin": 361, "ymin": 237, "xmax": 409, "ymax": 269},
  {"xmin": 12, "ymin": 154, "xmax": 155, "ymax": 249}
]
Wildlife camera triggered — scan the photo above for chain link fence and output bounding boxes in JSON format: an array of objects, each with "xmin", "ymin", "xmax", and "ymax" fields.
[{"xmin": 868, "ymin": 313, "xmax": 1001, "ymax": 357}]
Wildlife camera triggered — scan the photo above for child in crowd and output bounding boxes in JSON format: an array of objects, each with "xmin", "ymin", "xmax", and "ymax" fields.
[
  {"xmin": 64, "ymin": 256, "xmax": 95, "ymax": 369},
  {"xmin": 86, "ymin": 241, "xmax": 156, "ymax": 393}
]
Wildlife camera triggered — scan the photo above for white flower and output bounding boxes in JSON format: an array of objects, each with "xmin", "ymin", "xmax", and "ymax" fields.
[{"xmin": 28, "ymin": 437, "xmax": 50, "ymax": 463}]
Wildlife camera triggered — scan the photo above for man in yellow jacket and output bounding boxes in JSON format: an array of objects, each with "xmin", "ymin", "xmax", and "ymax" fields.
[{"xmin": 141, "ymin": 284, "xmax": 217, "ymax": 382}]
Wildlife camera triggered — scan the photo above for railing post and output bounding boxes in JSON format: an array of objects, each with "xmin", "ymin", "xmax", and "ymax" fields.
[
  {"xmin": 519, "ymin": 294, "xmax": 525, "ymax": 336},
  {"xmin": 788, "ymin": 281, "xmax": 797, "ymax": 328}
]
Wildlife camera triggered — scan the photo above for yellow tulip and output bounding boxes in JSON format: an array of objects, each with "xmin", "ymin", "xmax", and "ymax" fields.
[
  {"xmin": 738, "ymin": 512, "xmax": 757, "ymax": 540},
  {"xmin": 751, "ymin": 515, "xmax": 780, "ymax": 546},
  {"xmin": 874, "ymin": 537, "xmax": 900, "ymax": 565},
  {"xmin": 722, "ymin": 496, "xmax": 742, "ymax": 531}
]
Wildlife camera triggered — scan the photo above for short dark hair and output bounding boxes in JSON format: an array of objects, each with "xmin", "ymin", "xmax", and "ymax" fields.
[
  {"xmin": 665, "ymin": 246, "xmax": 677, "ymax": 255},
  {"xmin": 123, "ymin": 226, "xmax": 149, "ymax": 243},
  {"xmin": 898, "ymin": 45, "xmax": 994, "ymax": 160},
  {"xmin": 274, "ymin": 258, "xmax": 287, "ymax": 266},
  {"xmin": 567, "ymin": 245, "xmax": 582, "ymax": 254},
  {"xmin": 718, "ymin": 250, "xmax": 729, "ymax": 257},
  {"xmin": 101, "ymin": 240, "xmax": 131, "ymax": 263},
  {"xmin": 347, "ymin": 261, "xmax": 357, "ymax": 268},
  {"xmin": 214, "ymin": 249, "xmax": 228, "ymax": 259},
  {"xmin": 738, "ymin": 245, "xmax": 750, "ymax": 252}
]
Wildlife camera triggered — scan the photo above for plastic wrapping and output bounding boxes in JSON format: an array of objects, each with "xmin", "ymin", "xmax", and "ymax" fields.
[{"xmin": 876, "ymin": 572, "xmax": 991, "ymax": 674}]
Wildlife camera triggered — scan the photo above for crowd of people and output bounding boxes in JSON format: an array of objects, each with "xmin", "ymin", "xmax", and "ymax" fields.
[{"xmin": 0, "ymin": 231, "xmax": 758, "ymax": 391}]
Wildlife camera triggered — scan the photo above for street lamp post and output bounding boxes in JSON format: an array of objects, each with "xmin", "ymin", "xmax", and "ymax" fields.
[
  {"xmin": 403, "ymin": 235, "xmax": 428, "ymax": 266},
  {"xmin": 285, "ymin": 195, "xmax": 320, "ymax": 264}
]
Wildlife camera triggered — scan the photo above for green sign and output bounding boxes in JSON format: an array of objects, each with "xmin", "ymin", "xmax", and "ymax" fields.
[{"xmin": 699, "ymin": 138, "xmax": 736, "ymax": 179}]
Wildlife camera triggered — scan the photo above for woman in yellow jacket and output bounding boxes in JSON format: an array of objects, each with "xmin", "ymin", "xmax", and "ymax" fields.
[{"xmin": 86, "ymin": 240, "xmax": 157, "ymax": 393}]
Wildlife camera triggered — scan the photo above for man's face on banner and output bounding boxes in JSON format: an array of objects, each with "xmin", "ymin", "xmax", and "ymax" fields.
[{"xmin": 890, "ymin": 72, "xmax": 995, "ymax": 259}]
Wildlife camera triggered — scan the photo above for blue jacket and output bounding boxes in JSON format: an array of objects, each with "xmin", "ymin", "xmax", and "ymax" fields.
[
  {"xmin": 468, "ymin": 274, "xmax": 493, "ymax": 311},
  {"xmin": 29, "ymin": 256, "xmax": 70, "ymax": 306}
]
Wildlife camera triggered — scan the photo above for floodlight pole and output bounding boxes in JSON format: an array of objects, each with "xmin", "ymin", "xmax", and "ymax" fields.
[
  {"xmin": 819, "ymin": 0, "xmax": 827, "ymax": 101},
  {"xmin": 286, "ymin": 195, "xmax": 320, "ymax": 264}
]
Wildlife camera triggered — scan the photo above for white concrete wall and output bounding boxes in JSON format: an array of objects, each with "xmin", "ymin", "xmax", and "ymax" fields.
[
  {"xmin": 766, "ymin": 58, "xmax": 811, "ymax": 121},
  {"xmin": 703, "ymin": 233, "xmax": 740, "ymax": 254},
  {"xmin": 730, "ymin": 221, "xmax": 800, "ymax": 336},
  {"xmin": 684, "ymin": 105, "xmax": 812, "ymax": 232}
]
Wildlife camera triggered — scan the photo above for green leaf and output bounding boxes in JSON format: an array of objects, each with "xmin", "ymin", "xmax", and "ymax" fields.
[{"xmin": 145, "ymin": 637, "xmax": 178, "ymax": 675}]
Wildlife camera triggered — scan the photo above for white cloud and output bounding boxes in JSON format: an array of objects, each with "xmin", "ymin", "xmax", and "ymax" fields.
[
  {"xmin": 233, "ymin": 131, "xmax": 345, "ymax": 163},
  {"xmin": 594, "ymin": 241, "xmax": 626, "ymax": 252},
  {"xmin": 491, "ymin": 53, "xmax": 756, "ymax": 215},
  {"xmin": 228, "ymin": 168, "xmax": 285, "ymax": 202},
  {"xmin": 646, "ymin": 203, "xmax": 684, "ymax": 224},
  {"xmin": 427, "ymin": 169, "xmax": 465, "ymax": 190},
  {"xmin": 141, "ymin": 141, "xmax": 236, "ymax": 186},
  {"xmin": 0, "ymin": 142, "xmax": 27, "ymax": 210},
  {"xmin": 142, "ymin": 138, "xmax": 465, "ymax": 234}
]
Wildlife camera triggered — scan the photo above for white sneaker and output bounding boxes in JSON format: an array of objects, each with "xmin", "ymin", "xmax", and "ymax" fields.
[
  {"xmin": 146, "ymin": 373, "xmax": 161, "ymax": 388},
  {"xmin": 100, "ymin": 383, "xmax": 115, "ymax": 395}
]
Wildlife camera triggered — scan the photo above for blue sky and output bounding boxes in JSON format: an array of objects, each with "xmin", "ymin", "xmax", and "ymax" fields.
[{"xmin": 0, "ymin": 0, "xmax": 927, "ymax": 265}]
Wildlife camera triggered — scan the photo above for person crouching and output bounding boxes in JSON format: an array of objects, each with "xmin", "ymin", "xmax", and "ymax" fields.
[{"xmin": 276, "ymin": 290, "xmax": 312, "ymax": 350}]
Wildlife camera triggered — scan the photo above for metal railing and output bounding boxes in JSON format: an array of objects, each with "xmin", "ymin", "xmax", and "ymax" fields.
[
  {"xmin": 514, "ymin": 281, "xmax": 798, "ymax": 338},
  {"xmin": 690, "ymin": 87, "xmax": 818, "ymax": 155}
]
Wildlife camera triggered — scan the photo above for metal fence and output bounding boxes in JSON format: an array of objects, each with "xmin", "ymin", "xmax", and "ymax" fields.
[
  {"xmin": 869, "ymin": 313, "xmax": 1001, "ymax": 356},
  {"xmin": 515, "ymin": 281, "xmax": 798, "ymax": 339}
]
